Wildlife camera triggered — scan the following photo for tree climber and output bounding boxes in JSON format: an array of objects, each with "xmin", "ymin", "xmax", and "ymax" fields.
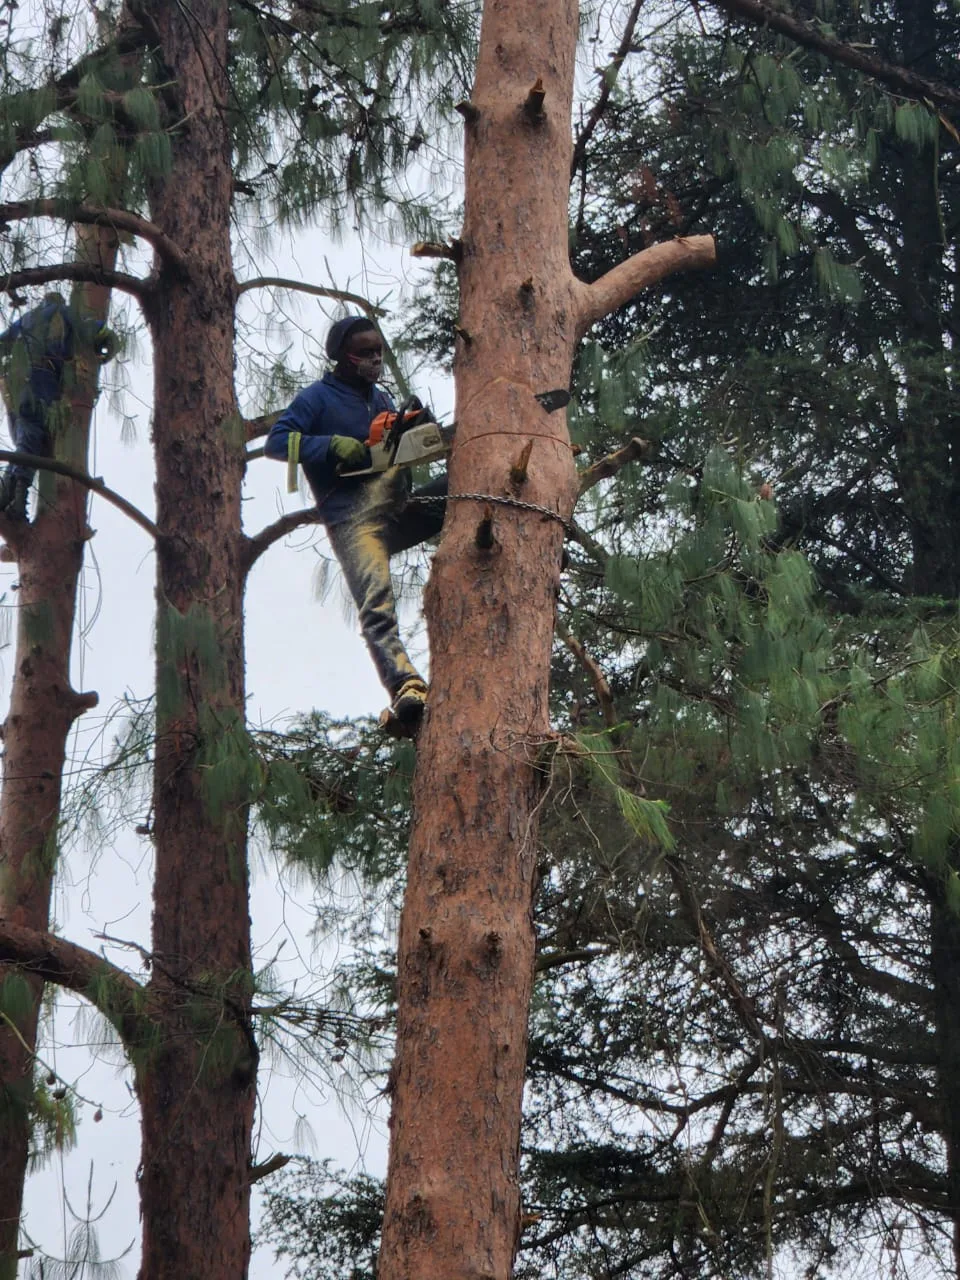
[
  {"xmin": 265, "ymin": 316, "xmax": 446, "ymax": 729},
  {"xmin": 0, "ymin": 291, "xmax": 119, "ymax": 521}
]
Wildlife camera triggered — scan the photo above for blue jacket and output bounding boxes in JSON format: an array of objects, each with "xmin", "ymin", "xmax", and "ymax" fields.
[
  {"xmin": 265, "ymin": 371, "xmax": 395, "ymax": 526},
  {"xmin": 1, "ymin": 299, "xmax": 107, "ymax": 422}
]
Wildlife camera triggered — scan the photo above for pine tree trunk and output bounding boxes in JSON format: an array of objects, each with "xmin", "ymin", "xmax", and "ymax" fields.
[
  {"xmin": 891, "ymin": 0, "xmax": 960, "ymax": 1270},
  {"xmin": 930, "ymin": 888, "xmax": 960, "ymax": 1276},
  {"xmin": 135, "ymin": 2, "xmax": 254, "ymax": 1275},
  {"xmin": 379, "ymin": 3, "xmax": 712, "ymax": 1275},
  {"xmin": 895, "ymin": 0, "xmax": 953, "ymax": 597},
  {"xmin": 0, "ymin": 225, "xmax": 114, "ymax": 1280}
]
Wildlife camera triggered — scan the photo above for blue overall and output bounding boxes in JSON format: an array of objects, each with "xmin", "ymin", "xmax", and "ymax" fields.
[{"xmin": 0, "ymin": 299, "xmax": 108, "ymax": 486}]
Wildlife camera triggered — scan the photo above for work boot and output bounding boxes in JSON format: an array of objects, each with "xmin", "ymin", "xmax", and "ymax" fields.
[
  {"xmin": 391, "ymin": 677, "xmax": 428, "ymax": 726},
  {"xmin": 0, "ymin": 471, "xmax": 27, "ymax": 521}
]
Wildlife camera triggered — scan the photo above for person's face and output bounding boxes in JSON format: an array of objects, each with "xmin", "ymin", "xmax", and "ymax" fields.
[{"xmin": 342, "ymin": 329, "xmax": 383, "ymax": 384}]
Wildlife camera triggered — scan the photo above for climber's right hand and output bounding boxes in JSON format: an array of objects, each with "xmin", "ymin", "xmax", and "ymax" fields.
[{"xmin": 329, "ymin": 435, "xmax": 369, "ymax": 473}]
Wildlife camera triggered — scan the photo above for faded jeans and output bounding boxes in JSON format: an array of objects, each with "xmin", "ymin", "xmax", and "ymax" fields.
[
  {"xmin": 326, "ymin": 471, "xmax": 447, "ymax": 696},
  {"xmin": 7, "ymin": 411, "xmax": 50, "ymax": 484}
]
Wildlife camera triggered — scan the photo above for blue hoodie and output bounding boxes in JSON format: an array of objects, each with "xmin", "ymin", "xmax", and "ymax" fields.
[
  {"xmin": 1, "ymin": 298, "xmax": 106, "ymax": 420},
  {"xmin": 264, "ymin": 371, "xmax": 395, "ymax": 526}
]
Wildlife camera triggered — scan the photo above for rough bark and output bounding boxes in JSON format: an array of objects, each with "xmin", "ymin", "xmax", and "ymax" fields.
[
  {"xmin": 894, "ymin": 0, "xmax": 955, "ymax": 598},
  {"xmin": 0, "ymin": 222, "xmax": 114, "ymax": 1280},
  {"xmin": 892, "ymin": 0, "xmax": 960, "ymax": 1252},
  {"xmin": 930, "ymin": 885, "xmax": 960, "ymax": 1273},
  {"xmin": 378, "ymin": 4, "xmax": 714, "ymax": 1277},
  {"xmin": 134, "ymin": 0, "xmax": 255, "ymax": 1275}
]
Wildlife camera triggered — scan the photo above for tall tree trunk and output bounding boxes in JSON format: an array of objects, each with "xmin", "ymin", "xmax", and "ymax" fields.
[
  {"xmin": 895, "ymin": 0, "xmax": 952, "ymax": 596},
  {"xmin": 0, "ymin": 223, "xmax": 114, "ymax": 1280},
  {"xmin": 892, "ymin": 0, "xmax": 960, "ymax": 1269},
  {"xmin": 378, "ymin": 3, "xmax": 712, "ymax": 1276},
  {"xmin": 930, "ymin": 887, "xmax": 960, "ymax": 1275},
  {"xmin": 134, "ymin": 2, "xmax": 254, "ymax": 1276}
]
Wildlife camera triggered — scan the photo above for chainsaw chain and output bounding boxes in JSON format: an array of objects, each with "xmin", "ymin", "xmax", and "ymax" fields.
[{"xmin": 408, "ymin": 491, "xmax": 571, "ymax": 533}]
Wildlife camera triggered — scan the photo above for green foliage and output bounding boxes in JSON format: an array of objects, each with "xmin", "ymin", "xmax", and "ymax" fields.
[
  {"xmin": 253, "ymin": 712, "xmax": 414, "ymax": 884},
  {"xmin": 27, "ymin": 1074, "xmax": 78, "ymax": 1171},
  {"xmin": 155, "ymin": 602, "xmax": 225, "ymax": 722},
  {"xmin": 257, "ymin": 1158, "xmax": 382, "ymax": 1280},
  {"xmin": 198, "ymin": 707, "xmax": 265, "ymax": 829}
]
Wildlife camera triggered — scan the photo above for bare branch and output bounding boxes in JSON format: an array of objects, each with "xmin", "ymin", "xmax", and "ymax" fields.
[
  {"xmin": 570, "ymin": 0, "xmax": 646, "ymax": 179},
  {"xmin": 242, "ymin": 507, "xmax": 322, "ymax": 574},
  {"xmin": 0, "ymin": 451, "xmax": 158, "ymax": 539},
  {"xmin": 235, "ymin": 276, "xmax": 386, "ymax": 315},
  {"xmin": 249, "ymin": 1153, "xmax": 292, "ymax": 1184},
  {"xmin": 244, "ymin": 412, "xmax": 280, "ymax": 442},
  {"xmin": 577, "ymin": 436, "xmax": 651, "ymax": 495},
  {"xmin": 559, "ymin": 625, "xmax": 617, "ymax": 729},
  {"xmin": 535, "ymin": 946, "xmax": 613, "ymax": 972},
  {"xmin": 411, "ymin": 241, "xmax": 459, "ymax": 261},
  {"xmin": 576, "ymin": 236, "xmax": 716, "ymax": 336},
  {"xmin": 566, "ymin": 516, "xmax": 608, "ymax": 566},
  {"xmin": 0, "ymin": 918, "xmax": 146, "ymax": 1047},
  {"xmin": 708, "ymin": 0, "xmax": 960, "ymax": 115},
  {"xmin": 0, "ymin": 201, "xmax": 190, "ymax": 273},
  {"xmin": 236, "ymin": 277, "xmax": 410, "ymax": 394},
  {"xmin": 1, "ymin": 262, "xmax": 151, "ymax": 303}
]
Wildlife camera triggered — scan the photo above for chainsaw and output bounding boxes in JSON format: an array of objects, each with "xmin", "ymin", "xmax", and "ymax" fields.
[
  {"xmin": 341, "ymin": 396, "xmax": 454, "ymax": 476},
  {"xmin": 339, "ymin": 387, "xmax": 570, "ymax": 477}
]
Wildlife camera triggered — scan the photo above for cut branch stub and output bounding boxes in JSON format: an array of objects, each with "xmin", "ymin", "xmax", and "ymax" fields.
[
  {"xmin": 411, "ymin": 240, "xmax": 459, "ymax": 261},
  {"xmin": 455, "ymin": 99, "xmax": 480, "ymax": 124},
  {"xmin": 523, "ymin": 77, "xmax": 546, "ymax": 121},
  {"xmin": 474, "ymin": 504, "xmax": 496, "ymax": 550},
  {"xmin": 510, "ymin": 440, "xmax": 534, "ymax": 486}
]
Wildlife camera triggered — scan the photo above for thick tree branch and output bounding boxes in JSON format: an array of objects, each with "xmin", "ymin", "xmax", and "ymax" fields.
[
  {"xmin": 708, "ymin": 0, "xmax": 960, "ymax": 114},
  {"xmin": 0, "ymin": 202, "xmax": 190, "ymax": 274},
  {"xmin": 0, "ymin": 919, "xmax": 146, "ymax": 1047},
  {"xmin": 576, "ymin": 235, "xmax": 716, "ymax": 336},
  {"xmin": 1, "ymin": 262, "xmax": 151, "ymax": 302},
  {"xmin": 0, "ymin": 451, "xmax": 158, "ymax": 539},
  {"xmin": 577, "ymin": 436, "xmax": 651, "ymax": 495},
  {"xmin": 242, "ymin": 506, "xmax": 322, "ymax": 573}
]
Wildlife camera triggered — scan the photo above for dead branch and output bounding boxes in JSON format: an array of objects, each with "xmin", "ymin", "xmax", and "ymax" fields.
[
  {"xmin": 244, "ymin": 411, "xmax": 280, "ymax": 442},
  {"xmin": 577, "ymin": 436, "xmax": 651, "ymax": 495},
  {"xmin": 249, "ymin": 1153, "xmax": 292, "ymax": 1184},
  {"xmin": 558, "ymin": 625, "xmax": 617, "ymax": 728}
]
